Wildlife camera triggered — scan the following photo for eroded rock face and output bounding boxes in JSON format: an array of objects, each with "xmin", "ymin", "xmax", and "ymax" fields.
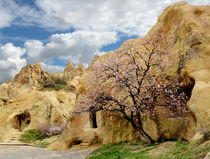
[
  {"xmin": 13, "ymin": 63, "xmax": 51, "ymax": 88},
  {"xmin": 49, "ymin": 110, "xmax": 195, "ymax": 150},
  {"xmin": 76, "ymin": 64, "xmax": 85, "ymax": 75},
  {"xmin": 186, "ymin": 59, "xmax": 210, "ymax": 132},
  {"xmin": 48, "ymin": 112, "xmax": 98, "ymax": 150},
  {"xmin": 63, "ymin": 62, "xmax": 78, "ymax": 82},
  {"xmin": 0, "ymin": 88, "xmax": 76, "ymax": 142},
  {"xmin": 113, "ymin": 2, "xmax": 210, "ymax": 135},
  {"xmin": 0, "ymin": 62, "xmax": 77, "ymax": 143}
]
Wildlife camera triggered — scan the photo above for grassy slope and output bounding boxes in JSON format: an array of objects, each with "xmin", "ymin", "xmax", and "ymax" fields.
[
  {"xmin": 19, "ymin": 129, "xmax": 49, "ymax": 147},
  {"xmin": 87, "ymin": 141, "xmax": 210, "ymax": 159}
]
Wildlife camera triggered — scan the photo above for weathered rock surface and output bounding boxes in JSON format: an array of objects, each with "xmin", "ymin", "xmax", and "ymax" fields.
[
  {"xmin": 13, "ymin": 63, "xmax": 51, "ymax": 88},
  {"xmin": 111, "ymin": 1, "xmax": 210, "ymax": 136},
  {"xmin": 63, "ymin": 62, "xmax": 78, "ymax": 82},
  {"xmin": 49, "ymin": 109, "xmax": 195, "ymax": 149},
  {"xmin": 148, "ymin": 2, "xmax": 210, "ymax": 134},
  {"xmin": 0, "ymin": 63, "xmax": 76, "ymax": 143}
]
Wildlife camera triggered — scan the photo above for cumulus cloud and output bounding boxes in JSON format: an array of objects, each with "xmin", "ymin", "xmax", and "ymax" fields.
[
  {"xmin": 0, "ymin": 1, "xmax": 14, "ymax": 29},
  {"xmin": 0, "ymin": 43, "xmax": 26, "ymax": 82},
  {"xmin": 39, "ymin": 62, "xmax": 64, "ymax": 73},
  {"xmin": 36, "ymin": 0, "xmax": 210, "ymax": 35},
  {"xmin": 25, "ymin": 30, "xmax": 117, "ymax": 66}
]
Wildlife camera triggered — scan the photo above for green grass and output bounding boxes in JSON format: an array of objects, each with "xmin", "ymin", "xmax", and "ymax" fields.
[
  {"xmin": 43, "ymin": 84, "xmax": 71, "ymax": 91},
  {"xmin": 87, "ymin": 141, "xmax": 158, "ymax": 159},
  {"xmin": 36, "ymin": 141, "xmax": 50, "ymax": 147},
  {"xmin": 87, "ymin": 141, "xmax": 210, "ymax": 159},
  {"xmin": 53, "ymin": 84, "xmax": 69, "ymax": 91},
  {"xmin": 19, "ymin": 129, "xmax": 49, "ymax": 147},
  {"xmin": 157, "ymin": 141, "xmax": 210, "ymax": 159}
]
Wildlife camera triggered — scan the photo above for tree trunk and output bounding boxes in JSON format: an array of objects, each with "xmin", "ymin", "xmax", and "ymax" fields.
[
  {"xmin": 136, "ymin": 111, "xmax": 155, "ymax": 144},
  {"xmin": 137, "ymin": 127, "xmax": 154, "ymax": 144},
  {"xmin": 122, "ymin": 109, "xmax": 155, "ymax": 144}
]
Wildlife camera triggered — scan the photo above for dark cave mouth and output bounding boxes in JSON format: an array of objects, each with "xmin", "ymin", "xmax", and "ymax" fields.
[{"xmin": 13, "ymin": 112, "xmax": 31, "ymax": 131}]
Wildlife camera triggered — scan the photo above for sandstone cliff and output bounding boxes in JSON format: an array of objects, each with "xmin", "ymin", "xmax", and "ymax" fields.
[{"xmin": 0, "ymin": 62, "xmax": 81, "ymax": 143}]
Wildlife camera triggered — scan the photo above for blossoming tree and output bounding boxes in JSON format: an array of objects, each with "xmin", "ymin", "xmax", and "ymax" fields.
[{"xmin": 77, "ymin": 32, "xmax": 189, "ymax": 144}]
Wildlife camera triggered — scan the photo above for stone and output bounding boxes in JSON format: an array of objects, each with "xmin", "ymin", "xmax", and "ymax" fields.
[
  {"xmin": 189, "ymin": 132, "xmax": 204, "ymax": 144},
  {"xmin": 204, "ymin": 152, "xmax": 210, "ymax": 159}
]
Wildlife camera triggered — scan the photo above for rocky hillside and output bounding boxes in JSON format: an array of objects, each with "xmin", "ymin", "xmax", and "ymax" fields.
[
  {"xmin": 0, "ymin": 2, "xmax": 209, "ymax": 150},
  {"xmin": 0, "ymin": 62, "xmax": 84, "ymax": 143}
]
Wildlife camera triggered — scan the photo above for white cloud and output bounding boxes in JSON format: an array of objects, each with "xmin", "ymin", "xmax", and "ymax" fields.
[
  {"xmin": 25, "ymin": 30, "xmax": 117, "ymax": 66},
  {"xmin": 40, "ymin": 62, "xmax": 64, "ymax": 73},
  {"xmin": 36, "ymin": 0, "xmax": 210, "ymax": 36},
  {"xmin": 0, "ymin": 1, "xmax": 14, "ymax": 29},
  {"xmin": 0, "ymin": 43, "xmax": 26, "ymax": 83}
]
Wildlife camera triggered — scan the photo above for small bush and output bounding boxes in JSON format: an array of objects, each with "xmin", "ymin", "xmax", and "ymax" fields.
[
  {"xmin": 19, "ymin": 129, "xmax": 46, "ymax": 143},
  {"xmin": 54, "ymin": 84, "xmax": 69, "ymax": 91},
  {"xmin": 52, "ymin": 76, "xmax": 66, "ymax": 85},
  {"xmin": 38, "ymin": 123, "xmax": 65, "ymax": 136},
  {"xmin": 40, "ymin": 77, "xmax": 70, "ymax": 91}
]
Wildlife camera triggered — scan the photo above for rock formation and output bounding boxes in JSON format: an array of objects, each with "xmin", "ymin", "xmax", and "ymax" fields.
[
  {"xmin": 63, "ymin": 62, "xmax": 78, "ymax": 82},
  {"xmin": 13, "ymin": 63, "xmax": 51, "ymax": 88},
  {"xmin": 0, "ymin": 62, "xmax": 77, "ymax": 143}
]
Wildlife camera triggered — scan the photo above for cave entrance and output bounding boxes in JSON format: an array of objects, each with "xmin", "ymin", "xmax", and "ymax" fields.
[
  {"xmin": 90, "ymin": 112, "xmax": 97, "ymax": 128},
  {"xmin": 13, "ymin": 112, "xmax": 31, "ymax": 131},
  {"xmin": 181, "ymin": 78, "xmax": 195, "ymax": 99}
]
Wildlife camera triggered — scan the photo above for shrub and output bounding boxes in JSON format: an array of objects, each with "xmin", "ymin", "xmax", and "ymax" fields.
[
  {"xmin": 52, "ymin": 76, "xmax": 66, "ymax": 85},
  {"xmin": 19, "ymin": 129, "xmax": 46, "ymax": 143},
  {"xmin": 40, "ymin": 76, "xmax": 71, "ymax": 91},
  {"xmin": 38, "ymin": 123, "xmax": 65, "ymax": 136}
]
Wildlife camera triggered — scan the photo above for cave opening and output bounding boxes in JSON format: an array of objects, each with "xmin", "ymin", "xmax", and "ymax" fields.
[
  {"xmin": 181, "ymin": 78, "xmax": 195, "ymax": 99},
  {"xmin": 13, "ymin": 112, "xmax": 31, "ymax": 131},
  {"xmin": 90, "ymin": 112, "xmax": 98, "ymax": 128}
]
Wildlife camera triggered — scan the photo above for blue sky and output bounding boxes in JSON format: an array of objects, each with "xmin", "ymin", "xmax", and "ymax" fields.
[{"xmin": 0, "ymin": 0, "xmax": 209, "ymax": 83}]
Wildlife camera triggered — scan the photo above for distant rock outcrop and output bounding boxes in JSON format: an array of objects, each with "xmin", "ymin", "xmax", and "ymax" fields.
[
  {"xmin": 76, "ymin": 64, "xmax": 85, "ymax": 75},
  {"xmin": 63, "ymin": 62, "xmax": 78, "ymax": 82},
  {"xmin": 13, "ymin": 63, "xmax": 51, "ymax": 88}
]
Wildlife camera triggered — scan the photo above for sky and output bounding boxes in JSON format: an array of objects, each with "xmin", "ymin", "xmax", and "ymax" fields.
[{"xmin": 0, "ymin": 0, "xmax": 209, "ymax": 83}]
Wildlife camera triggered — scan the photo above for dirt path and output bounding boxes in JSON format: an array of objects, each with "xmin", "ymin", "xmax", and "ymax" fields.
[{"xmin": 0, "ymin": 145, "xmax": 92, "ymax": 159}]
